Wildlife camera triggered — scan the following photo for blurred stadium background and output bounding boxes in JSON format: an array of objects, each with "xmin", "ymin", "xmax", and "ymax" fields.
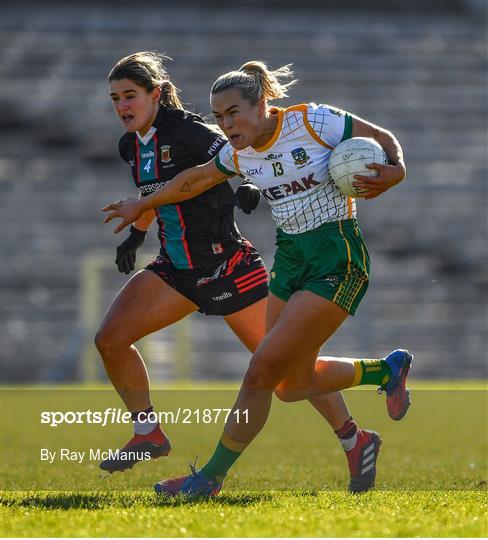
[{"xmin": 1, "ymin": 0, "xmax": 486, "ymax": 383}]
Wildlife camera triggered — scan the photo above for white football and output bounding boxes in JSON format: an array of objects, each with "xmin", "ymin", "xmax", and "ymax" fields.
[{"xmin": 328, "ymin": 137, "xmax": 388, "ymax": 198}]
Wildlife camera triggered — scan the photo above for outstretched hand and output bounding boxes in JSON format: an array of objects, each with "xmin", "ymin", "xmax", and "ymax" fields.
[
  {"xmin": 353, "ymin": 163, "xmax": 405, "ymax": 200},
  {"xmin": 102, "ymin": 198, "xmax": 145, "ymax": 233}
]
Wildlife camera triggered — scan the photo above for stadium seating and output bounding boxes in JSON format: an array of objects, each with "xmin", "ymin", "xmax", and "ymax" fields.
[{"xmin": 1, "ymin": 1, "xmax": 486, "ymax": 381}]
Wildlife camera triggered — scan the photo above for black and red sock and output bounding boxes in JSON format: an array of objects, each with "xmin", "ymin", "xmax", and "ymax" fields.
[
  {"xmin": 131, "ymin": 406, "xmax": 158, "ymax": 435},
  {"xmin": 335, "ymin": 418, "xmax": 359, "ymax": 452}
]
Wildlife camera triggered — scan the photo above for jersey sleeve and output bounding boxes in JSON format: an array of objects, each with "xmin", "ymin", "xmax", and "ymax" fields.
[
  {"xmin": 214, "ymin": 142, "xmax": 238, "ymax": 177},
  {"xmin": 306, "ymin": 103, "xmax": 353, "ymax": 147},
  {"xmin": 118, "ymin": 133, "xmax": 133, "ymax": 163},
  {"xmin": 190, "ymin": 120, "xmax": 228, "ymax": 163}
]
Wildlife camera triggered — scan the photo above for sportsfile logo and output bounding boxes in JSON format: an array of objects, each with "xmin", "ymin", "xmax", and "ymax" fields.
[
  {"xmin": 41, "ymin": 409, "xmax": 132, "ymax": 427},
  {"xmin": 40, "ymin": 408, "xmax": 249, "ymax": 426}
]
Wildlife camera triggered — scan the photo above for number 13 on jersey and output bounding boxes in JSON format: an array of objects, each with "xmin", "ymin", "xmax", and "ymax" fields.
[{"xmin": 272, "ymin": 162, "xmax": 284, "ymax": 177}]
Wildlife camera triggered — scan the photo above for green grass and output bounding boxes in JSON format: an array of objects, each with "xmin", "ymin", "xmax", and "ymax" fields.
[
  {"xmin": 1, "ymin": 383, "xmax": 487, "ymax": 537},
  {"xmin": 1, "ymin": 490, "xmax": 486, "ymax": 537}
]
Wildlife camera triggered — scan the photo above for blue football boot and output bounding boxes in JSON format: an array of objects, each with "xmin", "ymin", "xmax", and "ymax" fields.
[
  {"xmin": 155, "ymin": 464, "xmax": 223, "ymax": 498},
  {"xmin": 378, "ymin": 349, "xmax": 413, "ymax": 421}
]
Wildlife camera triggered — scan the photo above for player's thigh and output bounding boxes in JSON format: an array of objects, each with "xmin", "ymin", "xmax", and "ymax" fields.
[
  {"xmin": 224, "ymin": 290, "xmax": 289, "ymax": 353},
  {"xmin": 97, "ymin": 269, "xmax": 198, "ymax": 345},
  {"xmin": 224, "ymin": 297, "xmax": 267, "ymax": 353},
  {"xmin": 251, "ymin": 290, "xmax": 349, "ymax": 379},
  {"xmin": 265, "ymin": 291, "xmax": 288, "ymax": 333}
]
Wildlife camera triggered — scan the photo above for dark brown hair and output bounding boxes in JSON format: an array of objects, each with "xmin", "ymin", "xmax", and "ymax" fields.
[{"xmin": 109, "ymin": 51, "xmax": 183, "ymax": 110}]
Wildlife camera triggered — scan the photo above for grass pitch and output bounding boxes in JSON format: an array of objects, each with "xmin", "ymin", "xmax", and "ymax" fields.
[
  {"xmin": 2, "ymin": 490, "xmax": 486, "ymax": 537},
  {"xmin": 1, "ymin": 382, "xmax": 487, "ymax": 537}
]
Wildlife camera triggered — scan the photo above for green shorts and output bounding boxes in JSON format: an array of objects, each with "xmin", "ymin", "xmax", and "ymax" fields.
[{"xmin": 269, "ymin": 219, "xmax": 370, "ymax": 315}]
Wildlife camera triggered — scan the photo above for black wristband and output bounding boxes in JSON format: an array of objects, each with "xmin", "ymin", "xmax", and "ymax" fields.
[{"xmin": 130, "ymin": 225, "xmax": 147, "ymax": 239}]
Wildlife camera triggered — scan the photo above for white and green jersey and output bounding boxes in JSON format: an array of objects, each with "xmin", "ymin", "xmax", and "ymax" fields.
[{"xmin": 215, "ymin": 103, "xmax": 355, "ymax": 234}]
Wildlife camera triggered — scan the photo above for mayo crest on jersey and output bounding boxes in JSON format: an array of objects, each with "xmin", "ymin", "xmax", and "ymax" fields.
[{"xmin": 215, "ymin": 103, "xmax": 355, "ymax": 234}]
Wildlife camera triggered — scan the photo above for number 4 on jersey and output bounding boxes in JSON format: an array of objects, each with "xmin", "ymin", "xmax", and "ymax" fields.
[{"xmin": 144, "ymin": 159, "xmax": 151, "ymax": 173}]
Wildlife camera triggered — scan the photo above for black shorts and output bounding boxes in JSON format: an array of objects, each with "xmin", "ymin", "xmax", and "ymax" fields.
[{"xmin": 145, "ymin": 240, "xmax": 268, "ymax": 316}]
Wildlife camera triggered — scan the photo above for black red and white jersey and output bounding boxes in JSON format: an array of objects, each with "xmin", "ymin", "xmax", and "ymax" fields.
[{"xmin": 119, "ymin": 106, "xmax": 242, "ymax": 269}]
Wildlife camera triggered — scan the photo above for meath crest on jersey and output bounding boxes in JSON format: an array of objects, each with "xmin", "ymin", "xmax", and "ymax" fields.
[
  {"xmin": 291, "ymin": 147, "xmax": 311, "ymax": 168},
  {"xmin": 160, "ymin": 145, "xmax": 172, "ymax": 163}
]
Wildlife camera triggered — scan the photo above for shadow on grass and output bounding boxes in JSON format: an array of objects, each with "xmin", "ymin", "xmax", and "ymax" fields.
[
  {"xmin": 156, "ymin": 492, "xmax": 274, "ymax": 507},
  {"xmin": 2, "ymin": 481, "xmax": 486, "ymax": 511},
  {"xmin": 0, "ymin": 490, "xmax": 274, "ymax": 510}
]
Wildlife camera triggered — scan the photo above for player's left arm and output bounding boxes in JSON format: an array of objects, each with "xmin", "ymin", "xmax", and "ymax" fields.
[
  {"xmin": 133, "ymin": 194, "xmax": 156, "ymax": 231},
  {"xmin": 351, "ymin": 115, "xmax": 406, "ymax": 200}
]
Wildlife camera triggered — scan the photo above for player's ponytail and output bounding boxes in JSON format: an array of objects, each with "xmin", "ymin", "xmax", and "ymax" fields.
[
  {"xmin": 211, "ymin": 61, "xmax": 297, "ymax": 105},
  {"xmin": 160, "ymin": 79, "xmax": 183, "ymax": 110},
  {"xmin": 108, "ymin": 51, "xmax": 184, "ymax": 110}
]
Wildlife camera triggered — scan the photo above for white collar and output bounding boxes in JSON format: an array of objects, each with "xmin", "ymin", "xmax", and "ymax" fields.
[{"xmin": 136, "ymin": 126, "xmax": 157, "ymax": 146}]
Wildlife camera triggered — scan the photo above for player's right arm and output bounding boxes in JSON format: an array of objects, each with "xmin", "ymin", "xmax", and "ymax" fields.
[
  {"xmin": 103, "ymin": 159, "xmax": 232, "ymax": 233},
  {"xmin": 307, "ymin": 103, "xmax": 406, "ymax": 200},
  {"xmin": 350, "ymin": 115, "xmax": 406, "ymax": 199}
]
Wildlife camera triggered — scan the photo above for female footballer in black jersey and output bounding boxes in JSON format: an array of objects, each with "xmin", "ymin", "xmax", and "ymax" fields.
[{"xmin": 97, "ymin": 52, "xmax": 375, "ymax": 490}]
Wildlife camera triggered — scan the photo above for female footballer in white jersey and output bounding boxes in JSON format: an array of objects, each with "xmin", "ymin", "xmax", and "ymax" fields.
[
  {"xmin": 103, "ymin": 61, "xmax": 413, "ymax": 496},
  {"xmin": 99, "ymin": 52, "xmax": 385, "ymax": 493}
]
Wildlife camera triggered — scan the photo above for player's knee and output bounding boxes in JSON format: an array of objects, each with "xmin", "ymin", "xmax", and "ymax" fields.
[
  {"xmin": 242, "ymin": 369, "xmax": 271, "ymax": 391},
  {"xmin": 94, "ymin": 326, "xmax": 121, "ymax": 358},
  {"xmin": 274, "ymin": 384, "xmax": 299, "ymax": 402},
  {"xmin": 243, "ymin": 352, "xmax": 282, "ymax": 390},
  {"xmin": 274, "ymin": 385, "xmax": 293, "ymax": 402},
  {"xmin": 274, "ymin": 379, "xmax": 310, "ymax": 402}
]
